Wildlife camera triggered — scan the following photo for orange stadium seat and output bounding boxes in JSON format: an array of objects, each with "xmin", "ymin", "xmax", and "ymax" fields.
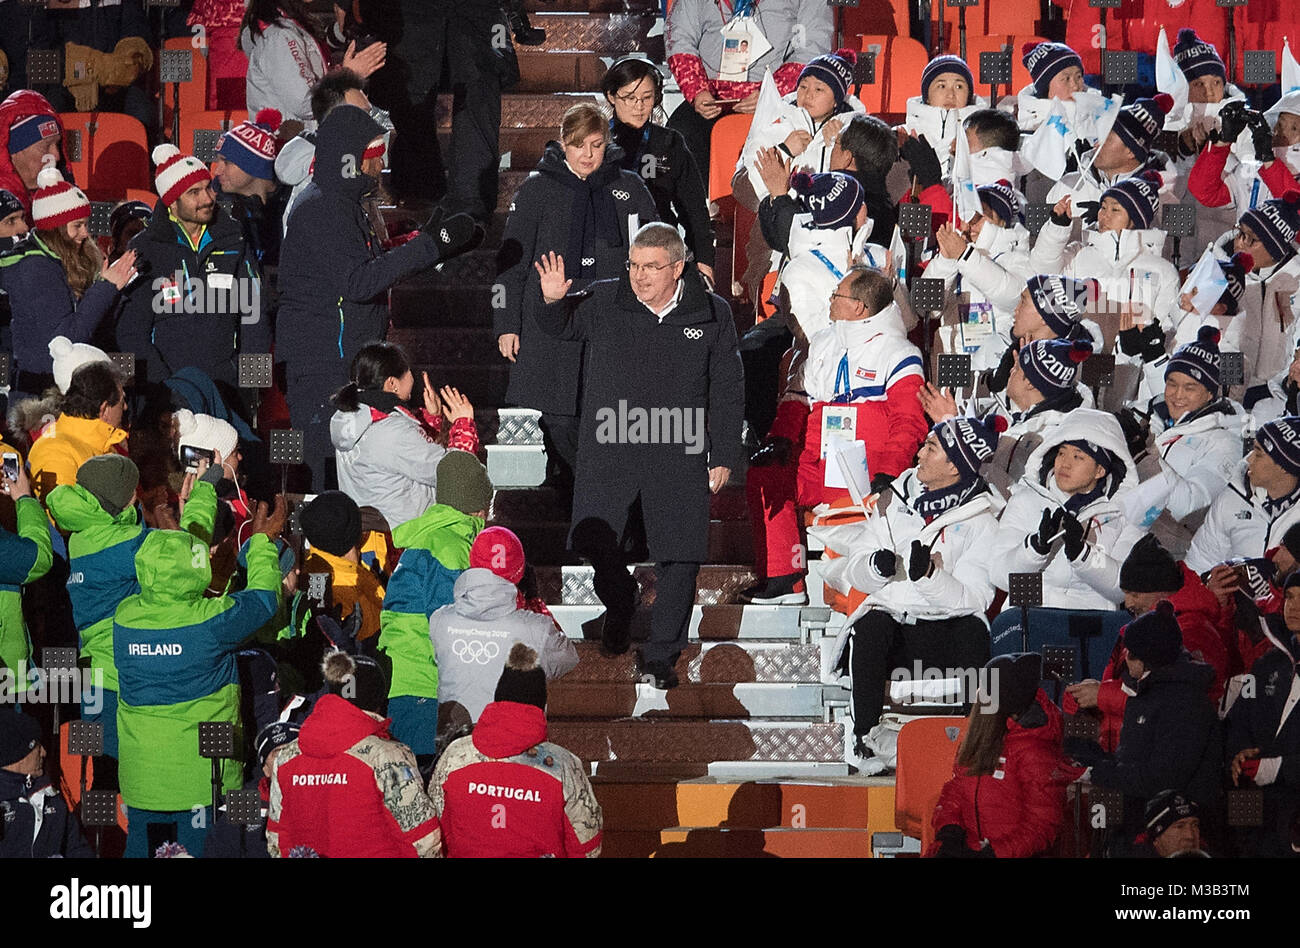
[
  {"xmin": 708, "ymin": 113, "xmax": 753, "ymax": 203},
  {"xmin": 160, "ymin": 37, "xmax": 210, "ymax": 140},
  {"xmin": 855, "ymin": 35, "xmax": 929, "ymax": 115},
  {"xmin": 59, "ymin": 112, "xmax": 150, "ymax": 201},
  {"xmin": 894, "ymin": 715, "xmax": 967, "ymax": 854},
  {"xmin": 964, "ymin": 34, "xmax": 1048, "ymax": 98},
  {"xmin": 937, "ymin": 0, "xmax": 1041, "ymax": 51}
]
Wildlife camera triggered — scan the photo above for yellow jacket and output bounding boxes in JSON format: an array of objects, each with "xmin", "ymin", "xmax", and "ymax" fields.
[
  {"xmin": 27, "ymin": 414, "xmax": 128, "ymax": 504},
  {"xmin": 303, "ymin": 548, "xmax": 385, "ymax": 641}
]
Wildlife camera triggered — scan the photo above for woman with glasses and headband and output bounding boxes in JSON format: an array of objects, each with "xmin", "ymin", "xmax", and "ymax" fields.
[
  {"xmin": 494, "ymin": 101, "xmax": 658, "ymax": 498},
  {"xmin": 602, "ymin": 57, "xmax": 716, "ymax": 289}
]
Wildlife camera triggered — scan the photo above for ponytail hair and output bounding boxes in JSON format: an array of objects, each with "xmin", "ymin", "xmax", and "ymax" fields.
[{"xmin": 330, "ymin": 341, "xmax": 411, "ymax": 412}]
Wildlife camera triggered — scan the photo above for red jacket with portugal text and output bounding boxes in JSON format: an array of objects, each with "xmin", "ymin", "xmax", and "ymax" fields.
[{"xmin": 431, "ymin": 701, "xmax": 603, "ymax": 858}]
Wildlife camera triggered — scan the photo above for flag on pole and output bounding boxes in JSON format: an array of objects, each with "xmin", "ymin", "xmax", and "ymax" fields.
[
  {"xmin": 1156, "ymin": 28, "xmax": 1190, "ymax": 131},
  {"xmin": 951, "ymin": 118, "xmax": 981, "ymax": 226},
  {"xmin": 1179, "ymin": 244, "xmax": 1229, "ymax": 315},
  {"xmin": 1284, "ymin": 38, "xmax": 1300, "ymax": 95},
  {"xmin": 743, "ymin": 69, "xmax": 786, "ymax": 200},
  {"xmin": 1021, "ymin": 98, "xmax": 1071, "ymax": 180},
  {"xmin": 888, "ymin": 223, "xmax": 908, "ymax": 285}
]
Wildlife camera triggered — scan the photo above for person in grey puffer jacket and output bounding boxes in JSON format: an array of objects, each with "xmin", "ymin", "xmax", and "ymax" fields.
[
  {"xmin": 429, "ymin": 568, "xmax": 578, "ymax": 745},
  {"xmin": 330, "ymin": 341, "xmax": 480, "ymax": 530}
]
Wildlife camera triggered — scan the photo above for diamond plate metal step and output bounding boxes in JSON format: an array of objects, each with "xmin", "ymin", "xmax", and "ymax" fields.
[
  {"xmin": 534, "ymin": 563, "xmax": 758, "ymax": 605},
  {"xmin": 548, "ymin": 603, "xmax": 807, "ymax": 641},
  {"xmin": 548, "ymin": 682, "xmax": 827, "ymax": 719},
  {"xmin": 565, "ymin": 641, "xmax": 822, "ymax": 683},
  {"xmin": 550, "ymin": 720, "xmax": 846, "ymax": 764}
]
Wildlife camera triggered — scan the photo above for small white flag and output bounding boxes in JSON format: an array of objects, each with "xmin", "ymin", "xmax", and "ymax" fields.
[
  {"xmin": 888, "ymin": 223, "xmax": 908, "ymax": 285},
  {"xmin": 1284, "ymin": 38, "xmax": 1300, "ymax": 95},
  {"xmin": 1179, "ymin": 244, "xmax": 1229, "ymax": 315},
  {"xmin": 951, "ymin": 118, "xmax": 981, "ymax": 225},
  {"xmin": 742, "ymin": 69, "xmax": 786, "ymax": 200},
  {"xmin": 1021, "ymin": 98, "xmax": 1071, "ymax": 180},
  {"xmin": 1156, "ymin": 28, "xmax": 1190, "ymax": 131}
]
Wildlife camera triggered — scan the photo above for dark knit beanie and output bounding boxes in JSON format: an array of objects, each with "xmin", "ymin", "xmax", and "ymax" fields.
[
  {"xmin": 1239, "ymin": 192, "xmax": 1300, "ymax": 264},
  {"xmin": 0, "ymin": 189, "xmax": 23, "ymax": 220},
  {"xmin": 76, "ymin": 454, "xmax": 139, "ymax": 517},
  {"xmin": 1101, "ymin": 170, "xmax": 1163, "ymax": 231},
  {"xmin": 322, "ymin": 650, "xmax": 389, "ymax": 715},
  {"xmin": 255, "ymin": 721, "xmax": 300, "ymax": 767},
  {"xmin": 1110, "ymin": 95, "xmax": 1174, "ymax": 163},
  {"xmin": 1165, "ymin": 326, "xmax": 1221, "ymax": 396},
  {"xmin": 494, "ymin": 642, "xmax": 547, "ymax": 710},
  {"xmin": 436, "ymin": 450, "xmax": 493, "ymax": 515},
  {"xmin": 798, "ymin": 48, "xmax": 858, "ymax": 106},
  {"xmin": 791, "ymin": 171, "xmax": 864, "ymax": 230},
  {"xmin": 921, "ymin": 55, "xmax": 974, "ymax": 104},
  {"xmin": 1280, "ymin": 522, "xmax": 1300, "ymax": 562},
  {"xmin": 977, "ymin": 179, "xmax": 1023, "ymax": 226},
  {"xmin": 985, "ymin": 652, "xmax": 1041, "ymax": 718},
  {"xmin": 1022, "ymin": 41, "xmax": 1084, "ymax": 99},
  {"xmin": 1027, "ymin": 275, "xmax": 1097, "ymax": 337},
  {"xmin": 1120, "ymin": 535, "xmax": 1185, "ymax": 593},
  {"xmin": 0, "ymin": 709, "xmax": 41, "ymax": 768},
  {"xmin": 1256, "ymin": 417, "xmax": 1300, "ymax": 477},
  {"xmin": 1144, "ymin": 789, "xmax": 1199, "ymax": 839},
  {"xmin": 1173, "ymin": 29, "xmax": 1226, "ymax": 84},
  {"xmin": 1062, "ymin": 438, "xmax": 1117, "ymax": 473},
  {"xmin": 1019, "ymin": 337, "xmax": 1091, "ymax": 396},
  {"xmin": 934, "ymin": 414, "xmax": 1006, "ymax": 480},
  {"xmin": 1124, "ymin": 600, "xmax": 1183, "ymax": 668},
  {"xmin": 300, "ymin": 490, "xmax": 363, "ymax": 557}
]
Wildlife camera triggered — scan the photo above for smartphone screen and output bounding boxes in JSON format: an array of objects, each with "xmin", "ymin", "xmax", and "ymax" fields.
[{"xmin": 2, "ymin": 453, "xmax": 17, "ymax": 482}]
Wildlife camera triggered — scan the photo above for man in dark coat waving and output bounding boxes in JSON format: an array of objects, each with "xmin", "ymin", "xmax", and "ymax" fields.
[{"xmin": 534, "ymin": 223, "xmax": 744, "ymax": 688}]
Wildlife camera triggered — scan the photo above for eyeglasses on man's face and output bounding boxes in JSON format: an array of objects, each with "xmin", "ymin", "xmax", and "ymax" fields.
[{"xmin": 627, "ymin": 260, "xmax": 674, "ymax": 274}]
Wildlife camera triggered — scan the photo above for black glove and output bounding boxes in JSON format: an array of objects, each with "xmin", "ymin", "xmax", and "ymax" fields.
[
  {"xmin": 870, "ymin": 472, "xmax": 895, "ymax": 496},
  {"xmin": 424, "ymin": 207, "xmax": 484, "ymax": 262},
  {"xmin": 1061, "ymin": 511, "xmax": 1087, "ymax": 561},
  {"xmin": 933, "ymin": 824, "xmax": 969, "ymax": 858},
  {"xmin": 985, "ymin": 344, "xmax": 1016, "ymax": 394},
  {"xmin": 1077, "ymin": 200, "xmax": 1101, "ymax": 226},
  {"xmin": 749, "ymin": 436, "xmax": 792, "ymax": 467},
  {"xmin": 908, "ymin": 538, "xmax": 934, "ymax": 582},
  {"xmin": 1113, "ymin": 407, "xmax": 1151, "ymax": 461},
  {"xmin": 1029, "ymin": 507, "xmax": 1063, "ymax": 555},
  {"xmin": 1116, "ymin": 321, "xmax": 1166, "ymax": 362},
  {"xmin": 1049, "ymin": 206, "xmax": 1072, "ymax": 226},
  {"xmin": 1064, "ymin": 736, "xmax": 1108, "ymax": 768},
  {"xmin": 972, "ymin": 842, "xmax": 997, "ymax": 858},
  {"xmin": 1251, "ymin": 113, "xmax": 1276, "ymax": 164},
  {"xmin": 870, "ymin": 548, "xmax": 899, "ymax": 579},
  {"xmin": 1216, "ymin": 101, "xmax": 1251, "ymax": 145},
  {"xmin": 900, "ymin": 135, "xmax": 944, "ymax": 190},
  {"xmin": 315, "ymin": 603, "xmax": 363, "ymax": 655},
  {"xmin": 1232, "ymin": 592, "xmax": 1263, "ymax": 640}
]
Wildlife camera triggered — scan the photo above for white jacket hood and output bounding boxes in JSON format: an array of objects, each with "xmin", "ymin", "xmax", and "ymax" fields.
[
  {"xmin": 451, "ymin": 568, "xmax": 521, "ymax": 622},
  {"xmin": 1022, "ymin": 408, "xmax": 1139, "ymax": 499},
  {"xmin": 330, "ymin": 406, "xmax": 375, "ymax": 453}
]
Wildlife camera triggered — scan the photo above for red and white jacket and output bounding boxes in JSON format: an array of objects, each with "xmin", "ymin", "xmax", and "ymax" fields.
[
  {"xmin": 796, "ymin": 302, "xmax": 928, "ymax": 499},
  {"xmin": 267, "ymin": 695, "xmax": 442, "ymax": 858},
  {"xmin": 430, "ymin": 701, "xmax": 602, "ymax": 859}
]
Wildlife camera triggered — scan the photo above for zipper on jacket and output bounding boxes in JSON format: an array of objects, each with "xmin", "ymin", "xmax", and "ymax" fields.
[{"xmin": 337, "ymin": 297, "xmax": 345, "ymax": 358}]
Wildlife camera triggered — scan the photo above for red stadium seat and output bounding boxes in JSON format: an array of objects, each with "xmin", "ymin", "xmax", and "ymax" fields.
[
  {"xmin": 708, "ymin": 113, "xmax": 754, "ymax": 203},
  {"xmin": 58, "ymin": 112, "xmax": 150, "ymax": 201},
  {"xmin": 937, "ymin": 0, "xmax": 1042, "ymax": 52},
  {"xmin": 856, "ymin": 35, "xmax": 929, "ymax": 115},
  {"xmin": 894, "ymin": 715, "xmax": 968, "ymax": 854},
  {"xmin": 839, "ymin": 0, "xmax": 909, "ymax": 40}
]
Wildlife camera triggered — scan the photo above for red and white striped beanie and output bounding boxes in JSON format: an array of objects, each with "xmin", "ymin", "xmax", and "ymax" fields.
[
  {"xmin": 31, "ymin": 167, "xmax": 90, "ymax": 230},
  {"xmin": 152, "ymin": 143, "xmax": 211, "ymax": 206}
]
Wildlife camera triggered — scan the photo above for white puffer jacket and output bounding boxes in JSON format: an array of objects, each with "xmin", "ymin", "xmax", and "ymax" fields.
[
  {"xmin": 929, "ymin": 220, "xmax": 1033, "ymax": 367},
  {"xmin": 330, "ymin": 402, "xmax": 446, "ymax": 529},
  {"xmin": 988, "ymin": 409, "xmax": 1142, "ymax": 610},
  {"xmin": 1185, "ymin": 461, "xmax": 1300, "ymax": 574},
  {"xmin": 901, "ymin": 97, "xmax": 987, "ymax": 180},
  {"xmin": 812, "ymin": 468, "xmax": 1002, "ymax": 670},
  {"xmin": 1123, "ymin": 398, "xmax": 1246, "ymax": 529}
]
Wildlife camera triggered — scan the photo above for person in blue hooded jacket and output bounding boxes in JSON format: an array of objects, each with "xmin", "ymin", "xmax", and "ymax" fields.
[{"xmin": 276, "ymin": 103, "xmax": 484, "ymax": 490}]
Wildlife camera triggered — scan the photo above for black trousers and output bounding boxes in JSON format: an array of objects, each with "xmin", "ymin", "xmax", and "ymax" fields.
[
  {"xmin": 850, "ymin": 611, "xmax": 991, "ymax": 736},
  {"xmin": 539, "ymin": 411, "xmax": 580, "ymax": 497},
  {"xmin": 369, "ymin": 10, "xmax": 502, "ymax": 220},
  {"xmin": 667, "ymin": 102, "xmax": 720, "ymax": 184},
  {"xmin": 583, "ymin": 494, "xmax": 700, "ymax": 668},
  {"xmin": 286, "ymin": 369, "xmax": 341, "ymax": 494}
]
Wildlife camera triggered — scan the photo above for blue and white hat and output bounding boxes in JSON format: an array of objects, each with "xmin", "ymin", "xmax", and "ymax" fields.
[
  {"xmin": 1022, "ymin": 41, "xmax": 1083, "ymax": 99},
  {"xmin": 1019, "ymin": 337, "xmax": 1091, "ymax": 396},
  {"xmin": 1174, "ymin": 29, "xmax": 1225, "ymax": 84},
  {"xmin": 1256, "ymin": 417, "xmax": 1300, "ymax": 476},
  {"xmin": 790, "ymin": 171, "xmax": 864, "ymax": 230},
  {"xmin": 216, "ymin": 108, "xmax": 283, "ymax": 182},
  {"xmin": 1166, "ymin": 325, "xmax": 1221, "ymax": 395}
]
